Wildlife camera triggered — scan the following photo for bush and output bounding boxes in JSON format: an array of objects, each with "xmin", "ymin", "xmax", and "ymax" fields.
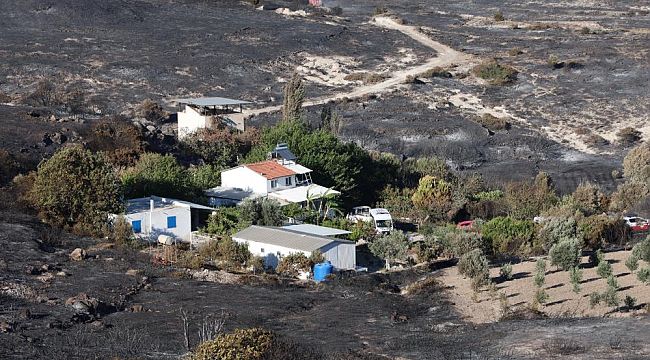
[
  {"xmin": 240, "ymin": 198, "xmax": 285, "ymax": 227},
  {"xmin": 617, "ymin": 127, "xmax": 642, "ymax": 146},
  {"xmin": 494, "ymin": 11, "xmax": 505, "ymax": 22},
  {"xmin": 482, "ymin": 216, "xmax": 535, "ymax": 256},
  {"xmin": 579, "ymin": 215, "xmax": 628, "ymax": 250},
  {"xmin": 368, "ymin": 231, "xmax": 410, "ymax": 269},
  {"xmin": 603, "ymin": 285, "xmax": 619, "ymax": 308},
  {"xmin": 533, "ymin": 259, "xmax": 546, "ymax": 287},
  {"xmin": 192, "ymin": 328, "xmax": 274, "ymax": 360},
  {"xmin": 589, "ymin": 292, "xmax": 601, "ymax": 308},
  {"xmin": 30, "ymin": 146, "xmax": 123, "ymax": 235},
  {"xmin": 596, "ymin": 259, "xmax": 613, "ymax": 279},
  {"xmin": 181, "ymin": 128, "xmax": 258, "ymax": 168},
  {"xmin": 633, "ymin": 237, "xmax": 650, "ymax": 262},
  {"xmin": 622, "ymin": 142, "xmax": 650, "ymax": 184},
  {"xmin": 110, "ymin": 216, "xmax": 134, "ymax": 246},
  {"xmin": 477, "ymin": 113, "xmax": 510, "ymax": 131},
  {"xmin": 458, "ymin": 249, "xmax": 490, "ymax": 289},
  {"xmin": 637, "ymin": 268, "xmax": 650, "ymax": 284},
  {"xmin": 276, "ymin": 253, "xmax": 313, "ymax": 277},
  {"xmin": 537, "ymin": 217, "xmax": 583, "ymax": 252},
  {"xmin": 136, "ymin": 99, "xmax": 168, "ymax": 123},
  {"xmin": 217, "ymin": 238, "xmax": 251, "ymax": 269},
  {"xmin": 122, "ymin": 153, "xmax": 198, "ymax": 201},
  {"xmin": 205, "ymin": 207, "xmax": 245, "ymax": 236},
  {"xmin": 533, "ymin": 288, "xmax": 549, "ymax": 305},
  {"xmin": 500, "ymin": 263, "xmax": 513, "ymax": 280},
  {"xmin": 419, "ymin": 66, "xmax": 452, "ymax": 78},
  {"xmin": 84, "ymin": 117, "xmax": 145, "ymax": 168},
  {"xmin": 572, "ymin": 183, "xmax": 609, "ymax": 216},
  {"xmin": 569, "ymin": 266, "xmax": 582, "ymax": 293},
  {"xmin": 472, "ymin": 60, "xmax": 518, "ymax": 85},
  {"xmin": 625, "ymin": 254, "xmax": 639, "ymax": 272},
  {"xmin": 549, "ymin": 239, "xmax": 582, "ymax": 271},
  {"xmin": 411, "ymin": 175, "xmax": 453, "ymax": 222},
  {"xmin": 609, "ymin": 182, "xmax": 649, "ymax": 213},
  {"xmin": 504, "ymin": 173, "xmax": 558, "ymax": 220},
  {"xmin": 624, "ymin": 295, "xmax": 636, "ymax": 311},
  {"xmin": 450, "ymin": 230, "xmax": 489, "ymax": 257},
  {"xmin": 0, "ymin": 149, "xmax": 20, "ymax": 186}
]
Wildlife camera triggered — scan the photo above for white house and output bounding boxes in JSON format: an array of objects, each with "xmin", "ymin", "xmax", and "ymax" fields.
[
  {"xmin": 173, "ymin": 96, "xmax": 251, "ymax": 138},
  {"xmin": 205, "ymin": 144, "xmax": 339, "ymax": 206},
  {"xmin": 118, "ymin": 196, "xmax": 214, "ymax": 243},
  {"xmin": 232, "ymin": 225, "xmax": 356, "ymax": 270}
]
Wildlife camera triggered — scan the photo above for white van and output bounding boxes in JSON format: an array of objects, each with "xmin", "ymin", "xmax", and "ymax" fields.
[{"xmin": 347, "ymin": 206, "xmax": 394, "ymax": 234}]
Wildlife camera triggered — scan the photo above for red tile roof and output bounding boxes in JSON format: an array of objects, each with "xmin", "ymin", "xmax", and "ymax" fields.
[{"xmin": 244, "ymin": 160, "xmax": 296, "ymax": 180}]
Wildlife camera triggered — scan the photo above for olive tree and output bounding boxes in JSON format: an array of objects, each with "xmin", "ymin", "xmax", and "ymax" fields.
[
  {"xmin": 30, "ymin": 146, "xmax": 123, "ymax": 235},
  {"xmin": 369, "ymin": 231, "xmax": 410, "ymax": 269}
]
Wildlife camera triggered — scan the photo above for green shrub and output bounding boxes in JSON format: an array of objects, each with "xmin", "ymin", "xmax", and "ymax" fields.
[
  {"xmin": 205, "ymin": 207, "xmax": 245, "ymax": 236},
  {"xmin": 450, "ymin": 230, "xmax": 489, "ymax": 257},
  {"xmin": 240, "ymin": 198, "xmax": 285, "ymax": 227},
  {"xmin": 217, "ymin": 238, "xmax": 251, "ymax": 269},
  {"xmin": 625, "ymin": 254, "xmax": 639, "ymax": 272},
  {"xmin": 549, "ymin": 239, "xmax": 582, "ymax": 271},
  {"xmin": 192, "ymin": 328, "xmax": 274, "ymax": 360},
  {"xmin": 632, "ymin": 237, "xmax": 650, "ymax": 262},
  {"xmin": 537, "ymin": 217, "xmax": 583, "ymax": 252},
  {"xmin": 637, "ymin": 268, "xmax": 650, "ymax": 284},
  {"xmin": 458, "ymin": 249, "xmax": 490, "ymax": 289},
  {"xmin": 472, "ymin": 60, "xmax": 518, "ymax": 85},
  {"xmin": 504, "ymin": 173, "xmax": 557, "ymax": 221},
  {"xmin": 369, "ymin": 231, "xmax": 410, "ymax": 269},
  {"xmin": 589, "ymin": 292, "xmax": 601, "ymax": 308},
  {"xmin": 569, "ymin": 266, "xmax": 582, "ymax": 293},
  {"xmin": 500, "ymin": 263, "xmax": 513, "ymax": 280},
  {"xmin": 30, "ymin": 146, "xmax": 123, "ymax": 235},
  {"xmin": 482, "ymin": 216, "xmax": 535, "ymax": 256},
  {"xmin": 607, "ymin": 275, "xmax": 618, "ymax": 290},
  {"xmin": 533, "ymin": 259, "xmax": 546, "ymax": 288},
  {"xmin": 533, "ymin": 288, "xmax": 549, "ymax": 304},
  {"xmin": 122, "ymin": 152, "xmax": 198, "ymax": 201},
  {"xmin": 494, "ymin": 11, "xmax": 505, "ymax": 22},
  {"xmin": 597, "ymin": 259, "xmax": 613, "ymax": 279},
  {"xmin": 624, "ymin": 295, "xmax": 637, "ymax": 311},
  {"xmin": 603, "ymin": 285, "xmax": 619, "ymax": 308},
  {"xmin": 579, "ymin": 215, "xmax": 628, "ymax": 250}
]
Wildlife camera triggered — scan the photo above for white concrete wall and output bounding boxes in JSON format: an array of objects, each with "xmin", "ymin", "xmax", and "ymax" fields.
[
  {"xmin": 221, "ymin": 166, "xmax": 268, "ymax": 194},
  {"xmin": 233, "ymin": 237, "xmax": 311, "ymax": 268},
  {"xmin": 319, "ymin": 242, "xmax": 356, "ymax": 270},
  {"xmin": 124, "ymin": 206, "xmax": 192, "ymax": 242},
  {"xmin": 267, "ymin": 175, "xmax": 297, "ymax": 193},
  {"xmin": 178, "ymin": 105, "xmax": 208, "ymax": 139}
]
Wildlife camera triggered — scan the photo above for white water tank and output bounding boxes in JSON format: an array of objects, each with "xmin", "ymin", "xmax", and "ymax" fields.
[{"xmin": 158, "ymin": 235, "xmax": 174, "ymax": 246}]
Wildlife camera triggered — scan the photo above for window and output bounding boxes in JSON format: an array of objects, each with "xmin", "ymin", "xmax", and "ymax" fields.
[
  {"xmin": 131, "ymin": 220, "xmax": 142, "ymax": 234},
  {"xmin": 167, "ymin": 216, "xmax": 177, "ymax": 229},
  {"xmin": 285, "ymin": 177, "xmax": 292, "ymax": 186},
  {"xmin": 271, "ymin": 180, "xmax": 278, "ymax": 188}
]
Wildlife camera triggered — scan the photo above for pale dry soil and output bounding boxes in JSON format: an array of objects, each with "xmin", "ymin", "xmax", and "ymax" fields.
[{"xmin": 439, "ymin": 249, "xmax": 650, "ymax": 324}]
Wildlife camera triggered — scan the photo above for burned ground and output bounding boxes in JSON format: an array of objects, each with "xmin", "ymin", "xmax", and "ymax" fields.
[
  {"xmin": 2, "ymin": 210, "xmax": 650, "ymax": 359},
  {"xmin": 1, "ymin": 0, "xmax": 648, "ymax": 192}
]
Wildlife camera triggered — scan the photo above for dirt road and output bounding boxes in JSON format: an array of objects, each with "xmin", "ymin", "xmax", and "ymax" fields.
[{"xmin": 244, "ymin": 16, "xmax": 476, "ymax": 117}]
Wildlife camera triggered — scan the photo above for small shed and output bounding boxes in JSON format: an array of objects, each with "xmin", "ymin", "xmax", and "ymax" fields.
[
  {"xmin": 232, "ymin": 225, "xmax": 356, "ymax": 270},
  {"xmin": 172, "ymin": 96, "xmax": 252, "ymax": 137}
]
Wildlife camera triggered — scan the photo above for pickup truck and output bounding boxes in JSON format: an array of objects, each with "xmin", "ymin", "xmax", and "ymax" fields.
[{"xmin": 624, "ymin": 216, "xmax": 650, "ymax": 232}]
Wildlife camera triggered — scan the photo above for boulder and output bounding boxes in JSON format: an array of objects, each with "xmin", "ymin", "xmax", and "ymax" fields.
[
  {"xmin": 65, "ymin": 293, "xmax": 99, "ymax": 314},
  {"xmin": 0, "ymin": 321, "xmax": 14, "ymax": 333},
  {"xmin": 69, "ymin": 248, "xmax": 86, "ymax": 261},
  {"xmin": 130, "ymin": 304, "xmax": 144, "ymax": 312}
]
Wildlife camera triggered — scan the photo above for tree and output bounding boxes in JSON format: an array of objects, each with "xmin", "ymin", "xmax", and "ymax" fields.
[
  {"xmin": 135, "ymin": 99, "xmax": 168, "ymax": 123},
  {"xmin": 282, "ymin": 73, "xmax": 305, "ymax": 122},
  {"xmin": 368, "ymin": 231, "xmax": 410, "ymax": 269},
  {"xmin": 504, "ymin": 172, "xmax": 557, "ymax": 219},
  {"xmin": 579, "ymin": 215, "xmax": 628, "ymax": 249},
  {"xmin": 572, "ymin": 183, "xmax": 609, "ymax": 216},
  {"xmin": 481, "ymin": 216, "xmax": 535, "ymax": 256},
  {"xmin": 458, "ymin": 249, "xmax": 490, "ymax": 290},
  {"xmin": 536, "ymin": 217, "xmax": 583, "ymax": 252},
  {"xmin": 121, "ymin": 153, "xmax": 197, "ymax": 200},
  {"xmin": 569, "ymin": 266, "xmax": 583, "ymax": 293},
  {"xmin": 240, "ymin": 198, "xmax": 285, "ymax": 227},
  {"xmin": 622, "ymin": 142, "xmax": 650, "ymax": 184},
  {"xmin": 411, "ymin": 175, "xmax": 453, "ymax": 222},
  {"xmin": 189, "ymin": 164, "xmax": 221, "ymax": 190},
  {"xmin": 549, "ymin": 238, "xmax": 582, "ymax": 271},
  {"xmin": 30, "ymin": 146, "xmax": 123, "ymax": 235},
  {"xmin": 205, "ymin": 207, "xmax": 245, "ymax": 236},
  {"xmin": 180, "ymin": 127, "xmax": 259, "ymax": 168}
]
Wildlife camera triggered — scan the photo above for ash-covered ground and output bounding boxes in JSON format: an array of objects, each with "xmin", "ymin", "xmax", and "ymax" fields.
[{"xmin": 1, "ymin": 0, "xmax": 648, "ymax": 192}]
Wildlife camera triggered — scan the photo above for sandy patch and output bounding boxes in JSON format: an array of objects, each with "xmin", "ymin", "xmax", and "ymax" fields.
[
  {"xmin": 296, "ymin": 53, "xmax": 361, "ymax": 87},
  {"xmin": 439, "ymin": 250, "xmax": 650, "ymax": 324}
]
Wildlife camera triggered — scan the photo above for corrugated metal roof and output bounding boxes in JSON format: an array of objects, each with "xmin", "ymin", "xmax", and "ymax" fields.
[
  {"xmin": 233, "ymin": 225, "xmax": 353, "ymax": 252},
  {"xmin": 282, "ymin": 224, "xmax": 351, "ymax": 236},
  {"xmin": 268, "ymin": 184, "xmax": 339, "ymax": 204},
  {"xmin": 172, "ymin": 97, "xmax": 252, "ymax": 106},
  {"xmin": 245, "ymin": 160, "xmax": 296, "ymax": 180}
]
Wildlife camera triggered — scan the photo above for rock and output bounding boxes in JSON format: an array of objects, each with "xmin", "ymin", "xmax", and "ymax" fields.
[
  {"xmin": 37, "ymin": 273, "xmax": 55, "ymax": 283},
  {"xmin": 49, "ymin": 114, "xmax": 57, "ymax": 122},
  {"xmin": 50, "ymin": 132, "xmax": 67, "ymax": 144},
  {"xmin": 0, "ymin": 321, "xmax": 14, "ymax": 333},
  {"xmin": 47, "ymin": 320, "xmax": 64, "ymax": 329},
  {"xmin": 27, "ymin": 110, "xmax": 41, "ymax": 117},
  {"xmin": 56, "ymin": 271, "xmax": 68, "ymax": 276},
  {"xmin": 146, "ymin": 125, "xmax": 156, "ymax": 132},
  {"xmin": 69, "ymin": 248, "xmax": 86, "ymax": 261},
  {"xmin": 19, "ymin": 309, "xmax": 31, "ymax": 320},
  {"xmin": 66, "ymin": 293, "xmax": 99, "ymax": 314},
  {"xmin": 130, "ymin": 304, "xmax": 144, "ymax": 312},
  {"xmin": 125, "ymin": 269, "xmax": 139, "ymax": 276}
]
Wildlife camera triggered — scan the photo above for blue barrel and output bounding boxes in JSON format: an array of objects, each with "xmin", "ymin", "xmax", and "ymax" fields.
[{"xmin": 313, "ymin": 261, "xmax": 333, "ymax": 282}]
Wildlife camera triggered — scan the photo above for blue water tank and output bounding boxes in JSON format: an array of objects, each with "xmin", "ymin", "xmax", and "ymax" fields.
[{"xmin": 313, "ymin": 261, "xmax": 333, "ymax": 282}]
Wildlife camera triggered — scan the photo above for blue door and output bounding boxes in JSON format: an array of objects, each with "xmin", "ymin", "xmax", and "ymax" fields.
[{"xmin": 131, "ymin": 220, "xmax": 142, "ymax": 233}]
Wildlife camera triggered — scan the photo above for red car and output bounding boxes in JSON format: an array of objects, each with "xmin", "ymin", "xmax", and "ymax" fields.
[
  {"xmin": 457, "ymin": 220, "xmax": 474, "ymax": 230},
  {"xmin": 625, "ymin": 216, "xmax": 650, "ymax": 232}
]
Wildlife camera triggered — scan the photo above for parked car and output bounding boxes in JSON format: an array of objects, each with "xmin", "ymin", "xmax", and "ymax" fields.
[
  {"xmin": 347, "ymin": 206, "xmax": 394, "ymax": 234},
  {"xmin": 624, "ymin": 216, "xmax": 650, "ymax": 232},
  {"xmin": 456, "ymin": 220, "xmax": 474, "ymax": 230}
]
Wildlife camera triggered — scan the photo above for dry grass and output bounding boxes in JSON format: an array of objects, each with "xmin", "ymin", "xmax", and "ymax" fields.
[
  {"xmin": 472, "ymin": 60, "xmax": 517, "ymax": 85},
  {"xmin": 477, "ymin": 113, "xmax": 511, "ymax": 131},
  {"xmin": 344, "ymin": 72, "xmax": 388, "ymax": 85}
]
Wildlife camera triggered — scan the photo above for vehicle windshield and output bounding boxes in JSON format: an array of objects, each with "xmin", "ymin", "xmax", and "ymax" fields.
[{"xmin": 375, "ymin": 220, "xmax": 392, "ymax": 228}]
